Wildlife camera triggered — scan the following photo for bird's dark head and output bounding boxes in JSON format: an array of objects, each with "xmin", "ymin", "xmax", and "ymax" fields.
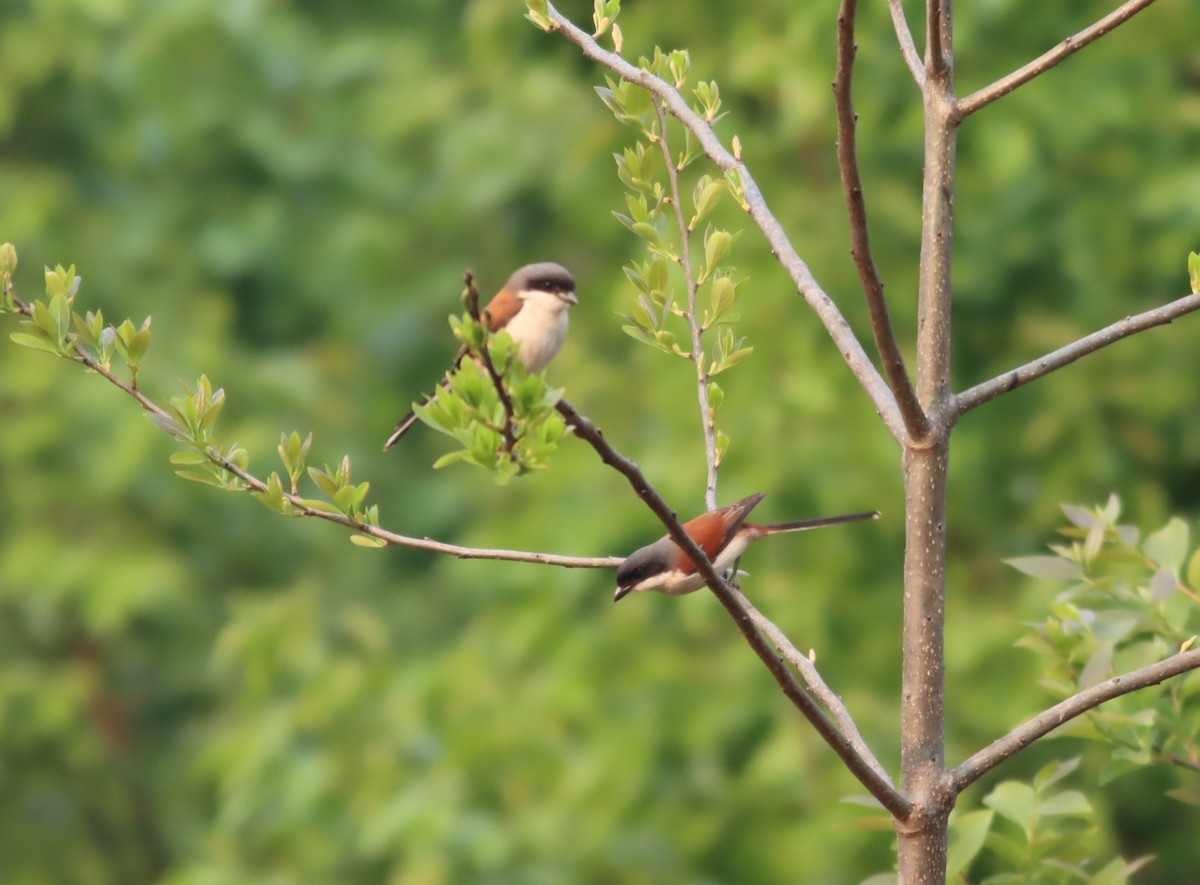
[
  {"xmin": 508, "ymin": 262, "xmax": 578, "ymax": 306},
  {"xmin": 614, "ymin": 541, "xmax": 673, "ymax": 602}
]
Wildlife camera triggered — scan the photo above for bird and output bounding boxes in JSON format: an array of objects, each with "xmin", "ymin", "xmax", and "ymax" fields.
[
  {"xmin": 614, "ymin": 493, "xmax": 878, "ymax": 601},
  {"xmin": 384, "ymin": 262, "xmax": 578, "ymax": 449}
]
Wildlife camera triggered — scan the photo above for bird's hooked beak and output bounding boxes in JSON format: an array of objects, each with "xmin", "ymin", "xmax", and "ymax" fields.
[{"xmin": 613, "ymin": 583, "xmax": 634, "ymax": 603}]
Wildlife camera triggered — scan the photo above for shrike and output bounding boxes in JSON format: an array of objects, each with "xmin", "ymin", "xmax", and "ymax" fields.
[
  {"xmin": 615, "ymin": 493, "xmax": 878, "ymax": 600},
  {"xmin": 384, "ymin": 262, "xmax": 577, "ymax": 449}
]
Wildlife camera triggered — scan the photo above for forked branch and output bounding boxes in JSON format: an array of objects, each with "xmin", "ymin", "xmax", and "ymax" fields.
[
  {"xmin": 555, "ymin": 399, "xmax": 910, "ymax": 819},
  {"xmin": 543, "ymin": 1, "xmax": 907, "ymax": 444},
  {"xmin": 835, "ymin": 0, "xmax": 928, "ymax": 442}
]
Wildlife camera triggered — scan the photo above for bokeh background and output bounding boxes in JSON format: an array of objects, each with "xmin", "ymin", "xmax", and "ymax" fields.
[{"xmin": 1, "ymin": 1, "xmax": 1199, "ymax": 882}]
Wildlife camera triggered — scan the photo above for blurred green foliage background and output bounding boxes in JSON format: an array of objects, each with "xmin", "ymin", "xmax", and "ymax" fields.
[{"xmin": 1, "ymin": 0, "xmax": 1199, "ymax": 882}]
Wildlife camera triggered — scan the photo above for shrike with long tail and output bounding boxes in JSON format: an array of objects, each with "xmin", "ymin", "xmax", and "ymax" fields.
[
  {"xmin": 615, "ymin": 493, "xmax": 878, "ymax": 600},
  {"xmin": 384, "ymin": 262, "xmax": 577, "ymax": 449}
]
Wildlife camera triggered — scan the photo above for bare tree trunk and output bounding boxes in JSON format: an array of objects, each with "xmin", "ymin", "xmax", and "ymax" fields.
[{"xmin": 898, "ymin": 3, "xmax": 956, "ymax": 880}]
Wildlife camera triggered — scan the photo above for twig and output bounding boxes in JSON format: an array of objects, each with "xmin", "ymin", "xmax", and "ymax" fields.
[
  {"xmin": 927, "ymin": 0, "xmax": 948, "ymax": 77},
  {"xmin": 834, "ymin": 0, "xmax": 928, "ymax": 443},
  {"xmin": 732, "ymin": 586, "xmax": 892, "ymax": 785},
  {"xmin": 952, "ymin": 292, "xmax": 1200, "ymax": 418},
  {"xmin": 543, "ymin": 2, "xmax": 907, "ymax": 445},
  {"xmin": 887, "ymin": 0, "xmax": 925, "ymax": 87},
  {"xmin": 555, "ymin": 398, "xmax": 910, "ymax": 819},
  {"xmin": 956, "ymin": 0, "xmax": 1160, "ymax": 119},
  {"xmin": 218, "ymin": 455, "xmax": 622, "ymax": 567},
  {"xmin": 652, "ymin": 99, "xmax": 720, "ymax": 510},
  {"xmin": 950, "ymin": 648, "xmax": 1200, "ymax": 792},
  {"xmin": 463, "ymin": 270, "xmax": 520, "ymax": 454},
  {"xmin": 7, "ymin": 294, "xmax": 620, "ymax": 571}
]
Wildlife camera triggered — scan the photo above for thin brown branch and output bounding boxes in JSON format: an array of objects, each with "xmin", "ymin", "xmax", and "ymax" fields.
[
  {"xmin": 956, "ymin": 0, "xmax": 1160, "ymax": 119},
  {"xmin": 462, "ymin": 270, "xmax": 521, "ymax": 454},
  {"xmin": 952, "ymin": 292, "xmax": 1200, "ymax": 418},
  {"xmin": 220, "ymin": 454, "xmax": 623, "ymax": 567},
  {"xmin": 7, "ymin": 294, "xmax": 619, "ymax": 570},
  {"xmin": 555, "ymin": 398, "xmax": 910, "ymax": 819},
  {"xmin": 652, "ymin": 99, "xmax": 720, "ymax": 510},
  {"xmin": 927, "ymin": 0, "xmax": 948, "ymax": 77},
  {"xmin": 950, "ymin": 648, "xmax": 1200, "ymax": 792},
  {"xmin": 543, "ymin": 2, "xmax": 907, "ymax": 445},
  {"xmin": 887, "ymin": 0, "xmax": 925, "ymax": 87},
  {"xmin": 835, "ymin": 0, "xmax": 929, "ymax": 443}
]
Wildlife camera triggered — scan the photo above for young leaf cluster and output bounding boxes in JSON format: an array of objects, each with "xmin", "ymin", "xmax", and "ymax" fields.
[
  {"xmin": 155, "ymin": 389, "xmax": 382, "ymax": 538},
  {"xmin": 412, "ymin": 313, "xmax": 568, "ymax": 484},
  {"xmin": 3, "ymin": 244, "xmax": 384, "ymax": 543},
  {"xmin": 1010, "ymin": 496, "xmax": 1200, "ymax": 791},
  {"xmin": 6, "ymin": 260, "xmax": 155, "ymax": 388}
]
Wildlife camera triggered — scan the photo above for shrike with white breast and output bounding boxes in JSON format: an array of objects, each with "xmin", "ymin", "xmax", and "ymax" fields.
[{"xmin": 384, "ymin": 262, "xmax": 577, "ymax": 449}]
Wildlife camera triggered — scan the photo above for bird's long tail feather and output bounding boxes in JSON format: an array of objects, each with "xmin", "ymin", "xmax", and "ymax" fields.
[
  {"xmin": 383, "ymin": 347, "xmax": 470, "ymax": 450},
  {"xmin": 759, "ymin": 511, "xmax": 879, "ymax": 534}
]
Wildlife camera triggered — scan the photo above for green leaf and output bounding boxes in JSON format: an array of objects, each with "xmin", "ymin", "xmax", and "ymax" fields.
[
  {"xmin": 0, "ymin": 242, "xmax": 16, "ymax": 275},
  {"xmin": 169, "ymin": 450, "xmax": 209, "ymax": 466},
  {"xmin": 623, "ymin": 264, "xmax": 649, "ymax": 294},
  {"xmin": 690, "ymin": 176, "xmax": 723, "ymax": 229},
  {"xmin": 523, "ymin": 0, "xmax": 554, "ymax": 31},
  {"xmin": 1089, "ymin": 855, "xmax": 1156, "ymax": 885},
  {"xmin": 667, "ymin": 48, "xmax": 689, "ymax": 87},
  {"xmin": 1032, "ymin": 756, "xmax": 1080, "ymax": 791},
  {"xmin": 174, "ymin": 469, "xmax": 225, "ymax": 487},
  {"xmin": 1098, "ymin": 756, "xmax": 1144, "ymax": 786},
  {"xmin": 703, "ymin": 227, "xmax": 734, "ymax": 272},
  {"xmin": 1144, "ymin": 517, "xmax": 1189, "ymax": 571},
  {"xmin": 1061, "ymin": 503, "xmax": 1097, "ymax": 528},
  {"xmin": 592, "ymin": 0, "xmax": 610, "ymax": 36},
  {"xmin": 1079, "ymin": 645, "xmax": 1114, "ymax": 689},
  {"xmin": 146, "ymin": 411, "xmax": 189, "ymax": 439},
  {"xmin": 125, "ymin": 319, "xmax": 152, "ymax": 363},
  {"xmin": 432, "ymin": 450, "xmax": 470, "ymax": 470},
  {"xmin": 709, "ymin": 275, "xmax": 735, "ymax": 323},
  {"xmin": 251, "ymin": 472, "xmax": 297, "ymax": 516},
  {"xmin": 707, "ymin": 381, "xmax": 723, "ymax": 414},
  {"xmin": 715, "ymin": 430, "xmax": 730, "ymax": 464},
  {"xmin": 349, "ymin": 534, "xmax": 387, "ymax": 548},
  {"xmin": 1189, "ymin": 251, "xmax": 1200, "ymax": 294},
  {"xmin": 308, "ymin": 467, "xmax": 341, "ymax": 498},
  {"xmin": 1187, "ymin": 548, "xmax": 1200, "ymax": 595},
  {"xmin": 632, "ymin": 221, "xmax": 663, "ymax": 246},
  {"xmin": 43, "ymin": 264, "xmax": 79, "ymax": 300},
  {"xmin": 621, "ymin": 323, "xmax": 657, "ymax": 347},
  {"xmin": 1006, "ymin": 555, "xmax": 1084, "ymax": 581},
  {"xmin": 947, "ymin": 809, "xmax": 994, "ymax": 879},
  {"xmin": 294, "ymin": 497, "xmax": 344, "ymax": 514},
  {"xmin": 9, "ymin": 331, "xmax": 60, "ymax": 354},
  {"xmin": 1035, "ymin": 789, "xmax": 1091, "ymax": 818},
  {"xmin": 983, "ymin": 781, "xmax": 1037, "ymax": 841}
]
